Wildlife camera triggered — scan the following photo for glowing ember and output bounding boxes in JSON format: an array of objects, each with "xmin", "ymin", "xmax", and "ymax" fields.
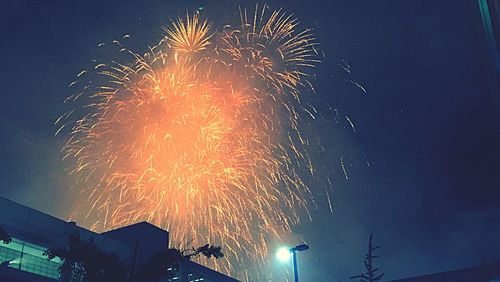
[{"xmin": 58, "ymin": 4, "xmax": 319, "ymax": 280}]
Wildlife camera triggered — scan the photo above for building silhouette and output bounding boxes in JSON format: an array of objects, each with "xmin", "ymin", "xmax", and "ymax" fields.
[
  {"xmin": 0, "ymin": 196, "xmax": 239, "ymax": 282},
  {"xmin": 389, "ymin": 262, "xmax": 500, "ymax": 282}
]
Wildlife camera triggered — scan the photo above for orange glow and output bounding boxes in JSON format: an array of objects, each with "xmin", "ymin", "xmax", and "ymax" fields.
[{"xmin": 59, "ymin": 5, "xmax": 319, "ymax": 280}]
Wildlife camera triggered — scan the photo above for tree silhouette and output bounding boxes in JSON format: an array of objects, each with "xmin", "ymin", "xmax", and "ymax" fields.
[
  {"xmin": 43, "ymin": 231, "xmax": 223, "ymax": 282},
  {"xmin": 135, "ymin": 243, "xmax": 224, "ymax": 282},
  {"xmin": 0, "ymin": 225, "xmax": 11, "ymax": 244},
  {"xmin": 181, "ymin": 244, "xmax": 224, "ymax": 260},
  {"xmin": 44, "ymin": 232, "xmax": 128, "ymax": 282},
  {"xmin": 350, "ymin": 233, "xmax": 385, "ymax": 282}
]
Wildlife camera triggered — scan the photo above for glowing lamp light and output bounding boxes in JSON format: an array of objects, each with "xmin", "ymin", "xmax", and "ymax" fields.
[
  {"xmin": 276, "ymin": 243, "xmax": 310, "ymax": 282},
  {"xmin": 276, "ymin": 247, "xmax": 292, "ymax": 262}
]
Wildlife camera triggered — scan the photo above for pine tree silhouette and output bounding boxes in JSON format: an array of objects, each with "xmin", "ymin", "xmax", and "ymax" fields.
[{"xmin": 350, "ymin": 233, "xmax": 385, "ymax": 282}]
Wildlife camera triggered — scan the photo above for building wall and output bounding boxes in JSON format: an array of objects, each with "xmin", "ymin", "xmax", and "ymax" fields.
[
  {"xmin": 0, "ymin": 196, "xmax": 138, "ymax": 281},
  {"xmin": 0, "ymin": 196, "xmax": 239, "ymax": 282},
  {"xmin": 389, "ymin": 262, "xmax": 500, "ymax": 282}
]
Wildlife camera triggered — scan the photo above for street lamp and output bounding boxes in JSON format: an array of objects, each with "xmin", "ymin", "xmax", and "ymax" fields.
[{"xmin": 276, "ymin": 243, "xmax": 309, "ymax": 282}]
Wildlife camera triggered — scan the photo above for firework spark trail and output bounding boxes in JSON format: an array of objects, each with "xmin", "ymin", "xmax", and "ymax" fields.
[{"xmin": 59, "ymin": 5, "xmax": 319, "ymax": 280}]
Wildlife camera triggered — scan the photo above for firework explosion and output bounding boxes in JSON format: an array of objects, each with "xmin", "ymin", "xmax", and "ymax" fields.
[{"xmin": 58, "ymin": 5, "xmax": 319, "ymax": 280}]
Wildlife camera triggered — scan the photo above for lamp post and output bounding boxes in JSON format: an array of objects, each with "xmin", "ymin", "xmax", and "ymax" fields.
[{"xmin": 277, "ymin": 243, "xmax": 309, "ymax": 282}]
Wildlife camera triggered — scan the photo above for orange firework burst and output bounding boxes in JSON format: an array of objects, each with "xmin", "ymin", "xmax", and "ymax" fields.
[{"xmin": 58, "ymin": 4, "xmax": 319, "ymax": 280}]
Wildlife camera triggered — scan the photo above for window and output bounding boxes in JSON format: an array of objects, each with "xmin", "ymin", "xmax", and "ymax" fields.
[{"xmin": 0, "ymin": 238, "xmax": 62, "ymax": 279}]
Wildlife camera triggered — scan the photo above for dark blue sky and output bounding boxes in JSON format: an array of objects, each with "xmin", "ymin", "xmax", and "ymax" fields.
[{"xmin": 1, "ymin": 0, "xmax": 500, "ymax": 281}]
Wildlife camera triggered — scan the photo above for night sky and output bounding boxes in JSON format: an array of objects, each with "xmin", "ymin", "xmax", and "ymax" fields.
[{"xmin": 1, "ymin": 0, "xmax": 500, "ymax": 281}]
